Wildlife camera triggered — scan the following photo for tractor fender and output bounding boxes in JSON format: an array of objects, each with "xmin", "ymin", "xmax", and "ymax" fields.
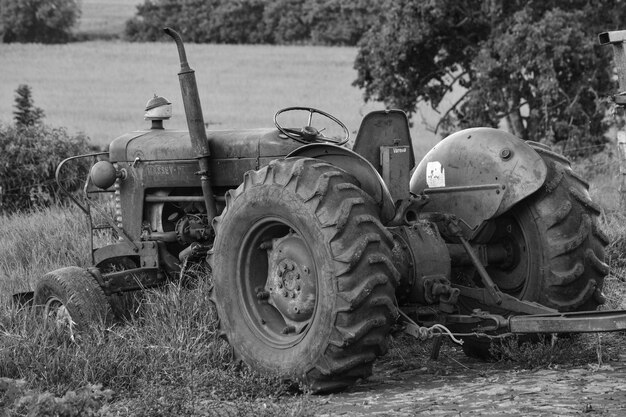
[
  {"xmin": 410, "ymin": 127, "xmax": 548, "ymax": 233},
  {"xmin": 287, "ymin": 144, "xmax": 396, "ymax": 224}
]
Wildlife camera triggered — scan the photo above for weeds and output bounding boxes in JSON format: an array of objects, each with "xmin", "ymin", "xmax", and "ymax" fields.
[{"xmin": 0, "ymin": 272, "xmax": 305, "ymax": 415}]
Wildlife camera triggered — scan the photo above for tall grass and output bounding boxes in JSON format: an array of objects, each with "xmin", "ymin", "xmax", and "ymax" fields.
[
  {"xmin": 0, "ymin": 206, "xmax": 316, "ymax": 414},
  {"xmin": 1, "ymin": 153, "xmax": 625, "ymax": 414},
  {"xmin": 0, "ymin": 278, "xmax": 316, "ymax": 415},
  {"xmin": 0, "ymin": 206, "xmax": 91, "ymax": 297}
]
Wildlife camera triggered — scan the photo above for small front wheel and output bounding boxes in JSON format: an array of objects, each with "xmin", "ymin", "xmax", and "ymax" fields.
[{"xmin": 34, "ymin": 267, "xmax": 111, "ymax": 330}]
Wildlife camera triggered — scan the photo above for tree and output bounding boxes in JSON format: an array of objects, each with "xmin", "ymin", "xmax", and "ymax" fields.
[
  {"xmin": 354, "ymin": 0, "xmax": 626, "ymax": 154},
  {"xmin": 125, "ymin": 0, "xmax": 379, "ymax": 46},
  {"xmin": 13, "ymin": 85, "xmax": 45, "ymax": 128},
  {"xmin": 0, "ymin": 0, "xmax": 81, "ymax": 43},
  {"xmin": 304, "ymin": 0, "xmax": 382, "ymax": 46}
]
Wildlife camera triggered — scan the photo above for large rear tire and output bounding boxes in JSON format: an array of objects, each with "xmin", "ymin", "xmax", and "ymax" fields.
[
  {"xmin": 208, "ymin": 158, "xmax": 398, "ymax": 392},
  {"xmin": 459, "ymin": 143, "xmax": 609, "ymax": 358}
]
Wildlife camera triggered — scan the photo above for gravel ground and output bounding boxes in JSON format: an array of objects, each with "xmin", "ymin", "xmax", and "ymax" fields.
[{"xmin": 316, "ymin": 349, "xmax": 626, "ymax": 416}]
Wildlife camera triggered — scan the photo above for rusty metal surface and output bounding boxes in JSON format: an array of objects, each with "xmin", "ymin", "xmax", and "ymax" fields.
[
  {"xmin": 109, "ymin": 128, "xmax": 302, "ymax": 162},
  {"xmin": 352, "ymin": 109, "xmax": 414, "ymax": 171},
  {"xmin": 391, "ymin": 223, "xmax": 451, "ymax": 305},
  {"xmin": 509, "ymin": 310, "xmax": 626, "ymax": 333},
  {"xmin": 380, "ymin": 145, "xmax": 412, "ymax": 201},
  {"xmin": 410, "ymin": 127, "xmax": 547, "ymax": 232}
]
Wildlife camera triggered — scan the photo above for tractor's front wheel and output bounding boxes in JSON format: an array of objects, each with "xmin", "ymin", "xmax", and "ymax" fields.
[
  {"xmin": 209, "ymin": 158, "xmax": 398, "ymax": 392},
  {"xmin": 33, "ymin": 267, "xmax": 111, "ymax": 330}
]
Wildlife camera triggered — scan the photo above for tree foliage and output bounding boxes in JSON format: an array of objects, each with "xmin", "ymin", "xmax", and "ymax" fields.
[
  {"xmin": 354, "ymin": 0, "xmax": 626, "ymax": 154},
  {"xmin": 0, "ymin": 0, "xmax": 81, "ymax": 43},
  {"xmin": 124, "ymin": 0, "xmax": 381, "ymax": 45},
  {"xmin": 0, "ymin": 85, "xmax": 90, "ymax": 212}
]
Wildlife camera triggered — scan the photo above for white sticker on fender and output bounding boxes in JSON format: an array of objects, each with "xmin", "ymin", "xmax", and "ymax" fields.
[{"xmin": 426, "ymin": 161, "xmax": 445, "ymax": 188}]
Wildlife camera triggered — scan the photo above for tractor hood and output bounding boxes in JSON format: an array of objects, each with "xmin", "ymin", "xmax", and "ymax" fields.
[{"xmin": 109, "ymin": 128, "xmax": 300, "ymax": 162}]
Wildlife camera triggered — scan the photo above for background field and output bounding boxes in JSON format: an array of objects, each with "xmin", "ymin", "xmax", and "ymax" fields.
[{"xmin": 0, "ymin": 42, "xmax": 441, "ymax": 157}]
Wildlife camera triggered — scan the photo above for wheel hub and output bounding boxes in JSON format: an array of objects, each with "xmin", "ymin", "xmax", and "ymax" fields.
[{"xmin": 265, "ymin": 232, "xmax": 316, "ymax": 332}]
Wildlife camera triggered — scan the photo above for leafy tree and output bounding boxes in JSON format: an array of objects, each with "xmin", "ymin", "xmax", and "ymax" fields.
[
  {"xmin": 354, "ymin": 0, "xmax": 626, "ymax": 154},
  {"xmin": 125, "ymin": 0, "xmax": 379, "ymax": 45},
  {"xmin": 13, "ymin": 84, "xmax": 45, "ymax": 128},
  {"xmin": 1, "ymin": 84, "xmax": 89, "ymax": 212},
  {"xmin": 0, "ymin": 0, "xmax": 81, "ymax": 43},
  {"xmin": 263, "ymin": 0, "xmax": 311, "ymax": 44},
  {"xmin": 0, "ymin": 123, "xmax": 90, "ymax": 211},
  {"xmin": 211, "ymin": 0, "xmax": 267, "ymax": 44},
  {"xmin": 304, "ymin": 0, "xmax": 381, "ymax": 46}
]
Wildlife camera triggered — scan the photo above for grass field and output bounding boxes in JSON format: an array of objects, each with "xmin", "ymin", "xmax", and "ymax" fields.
[{"xmin": 0, "ymin": 41, "xmax": 440, "ymax": 159}]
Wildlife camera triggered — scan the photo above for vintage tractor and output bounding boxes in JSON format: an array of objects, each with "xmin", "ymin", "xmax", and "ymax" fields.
[{"xmin": 19, "ymin": 28, "xmax": 626, "ymax": 392}]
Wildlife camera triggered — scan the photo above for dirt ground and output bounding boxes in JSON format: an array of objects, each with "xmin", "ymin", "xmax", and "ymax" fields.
[{"xmin": 315, "ymin": 346, "xmax": 626, "ymax": 416}]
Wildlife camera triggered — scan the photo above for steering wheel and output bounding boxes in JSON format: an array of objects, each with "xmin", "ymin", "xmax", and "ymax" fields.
[{"xmin": 274, "ymin": 107, "xmax": 350, "ymax": 146}]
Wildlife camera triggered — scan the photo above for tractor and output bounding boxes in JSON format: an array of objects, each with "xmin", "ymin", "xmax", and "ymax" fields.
[{"xmin": 19, "ymin": 28, "xmax": 626, "ymax": 392}]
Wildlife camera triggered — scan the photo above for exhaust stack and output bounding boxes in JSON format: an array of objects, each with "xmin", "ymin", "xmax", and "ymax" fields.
[{"xmin": 164, "ymin": 27, "xmax": 217, "ymax": 220}]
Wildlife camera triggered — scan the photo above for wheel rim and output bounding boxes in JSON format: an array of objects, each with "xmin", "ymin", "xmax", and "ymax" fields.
[
  {"xmin": 44, "ymin": 297, "xmax": 75, "ymax": 329},
  {"xmin": 238, "ymin": 217, "xmax": 317, "ymax": 348},
  {"xmin": 482, "ymin": 209, "xmax": 532, "ymax": 296}
]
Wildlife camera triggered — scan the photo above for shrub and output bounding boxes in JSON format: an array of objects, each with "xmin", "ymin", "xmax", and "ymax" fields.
[
  {"xmin": 0, "ymin": 123, "xmax": 90, "ymax": 212},
  {"xmin": 0, "ymin": 0, "xmax": 81, "ymax": 44}
]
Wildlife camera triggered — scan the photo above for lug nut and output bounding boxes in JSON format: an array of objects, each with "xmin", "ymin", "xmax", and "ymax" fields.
[
  {"xmin": 277, "ymin": 282, "xmax": 283, "ymax": 288},
  {"xmin": 282, "ymin": 290, "xmax": 288, "ymax": 297}
]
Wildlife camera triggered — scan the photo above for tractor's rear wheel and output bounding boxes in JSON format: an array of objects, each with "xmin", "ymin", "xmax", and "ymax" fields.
[
  {"xmin": 208, "ymin": 157, "xmax": 398, "ymax": 392},
  {"xmin": 33, "ymin": 267, "xmax": 111, "ymax": 330},
  {"xmin": 459, "ymin": 143, "xmax": 609, "ymax": 358}
]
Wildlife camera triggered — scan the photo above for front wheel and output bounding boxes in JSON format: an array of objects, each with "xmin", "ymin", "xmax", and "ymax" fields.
[
  {"xmin": 208, "ymin": 158, "xmax": 398, "ymax": 392},
  {"xmin": 33, "ymin": 267, "xmax": 111, "ymax": 330}
]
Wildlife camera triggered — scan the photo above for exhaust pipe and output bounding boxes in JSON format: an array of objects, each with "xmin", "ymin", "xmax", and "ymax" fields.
[{"xmin": 164, "ymin": 27, "xmax": 217, "ymax": 221}]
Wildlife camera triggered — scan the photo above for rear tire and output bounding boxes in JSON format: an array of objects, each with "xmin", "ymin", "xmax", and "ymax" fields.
[
  {"xmin": 34, "ymin": 267, "xmax": 111, "ymax": 330},
  {"xmin": 460, "ymin": 143, "xmax": 609, "ymax": 358},
  {"xmin": 209, "ymin": 158, "xmax": 398, "ymax": 392}
]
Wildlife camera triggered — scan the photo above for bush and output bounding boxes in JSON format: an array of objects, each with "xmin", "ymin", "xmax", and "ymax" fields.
[
  {"xmin": 0, "ymin": 0, "xmax": 81, "ymax": 44},
  {"xmin": 125, "ymin": 0, "xmax": 380, "ymax": 45},
  {"xmin": 0, "ymin": 123, "xmax": 90, "ymax": 212}
]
